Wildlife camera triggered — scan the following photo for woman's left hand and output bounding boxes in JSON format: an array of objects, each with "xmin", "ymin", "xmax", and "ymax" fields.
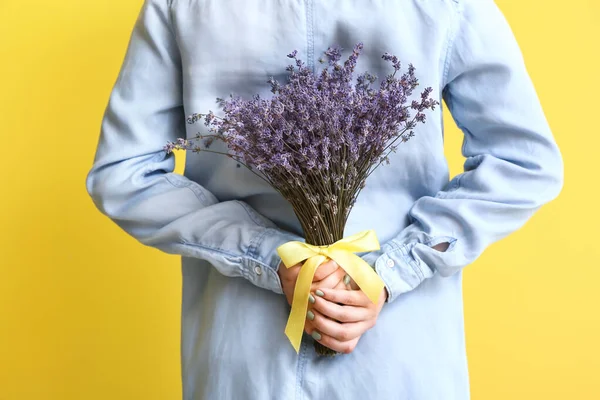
[{"xmin": 306, "ymin": 286, "xmax": 388, "ymax": 354}]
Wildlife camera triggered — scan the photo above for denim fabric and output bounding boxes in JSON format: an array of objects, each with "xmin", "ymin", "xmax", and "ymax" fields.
[{"xmin": 85, "ymin": 1, "xmax": 563, "ymax": 399}]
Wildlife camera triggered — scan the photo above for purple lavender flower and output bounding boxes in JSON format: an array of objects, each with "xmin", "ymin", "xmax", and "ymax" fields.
[{"xmin": 165, "ymin": 43, "xmax": 439, "ymax": 251}]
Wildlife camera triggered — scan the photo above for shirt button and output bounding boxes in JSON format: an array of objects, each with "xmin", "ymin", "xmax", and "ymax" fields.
[
  {"xmin": 254, "ymin": 266, "xmax": 263, "ymax": 275},
  {"xmin": 386, "ymin": 259, "xmax": 395, "ymax": 268}
]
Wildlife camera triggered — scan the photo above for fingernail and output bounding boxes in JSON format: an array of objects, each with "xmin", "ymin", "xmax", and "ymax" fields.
[
  {"xmin": 307, "ymin": 310, "xmax": 315, "ymax": 321},
  {"xmin": 343, "ymin": 274, "xmax": 351, "ymax": 285},
  {"xmin": 315, "ymin": 289, "xmax": 324, "ymax": 297},
  {"xmin": 312, "ymin": 330, "xmax": 322, "ymax": 340},
  {"xmin": 308, "ymin": 294, "xmax": 316, "ymax": 304}
]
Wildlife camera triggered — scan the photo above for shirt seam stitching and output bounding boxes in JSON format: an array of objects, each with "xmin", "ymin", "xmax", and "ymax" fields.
[
  {"xmin": 385, "ymin": 244, "xmax": 424, "ymax": 281},
  {"xmin": 180, "ymin": 239, "xmax": 270, "ymax": 270},
  {"xmin": 305, "ymin": 0, "xmax": 315, "ymax": 72},
  {"xmin": 246, "ymin": 227, "xmax": 270, "ymax": 262},
  {"xmin": 442, "ymin": 0, "xmax": 462, "ymax": 88},
  {"xmin": 402, "ymin": 244, "xmax": 426, "ymax": 281}
]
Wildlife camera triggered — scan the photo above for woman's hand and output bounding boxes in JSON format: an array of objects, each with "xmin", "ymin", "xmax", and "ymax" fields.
[
  {"xmin": 277, "ymin": 259, "xmax": 348, "ymax": 307},
  {"xmin": 305, "ymin": 287, "xmax": 388, "ymax": 354}
]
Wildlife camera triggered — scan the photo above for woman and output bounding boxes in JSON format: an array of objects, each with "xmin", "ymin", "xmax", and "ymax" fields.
[{"xmin": 85, "ymin": 0, "xmax": 563, "ymax": 399}]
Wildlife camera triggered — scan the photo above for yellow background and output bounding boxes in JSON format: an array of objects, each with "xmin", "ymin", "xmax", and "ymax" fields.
[{"xmin": 1, "ymin": 0, "xmax": 598, "ymax": 399}]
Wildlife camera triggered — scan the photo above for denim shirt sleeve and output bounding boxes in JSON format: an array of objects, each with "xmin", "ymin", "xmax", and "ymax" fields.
[
  {"xmin": 84, "ymin": 0, "xmax": 302, "ymax": 294},
  {"xmin": 366, "ymin": 0, "xmax": 564, "ymax": 302}
]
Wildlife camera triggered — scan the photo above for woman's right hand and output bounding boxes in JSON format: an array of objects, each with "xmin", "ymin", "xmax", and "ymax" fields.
[{"xmin": 278, "ymin": 259, "xmax": 348, "ymax": 307}]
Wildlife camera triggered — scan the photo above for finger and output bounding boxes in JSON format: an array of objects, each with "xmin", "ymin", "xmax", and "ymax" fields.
[
  {"xmin": 312, "ymin": 296, "xmax": 371, "ymax": 323},
  {"xmin": 310, "ymin": 267, "xmax": 345, "ymax": 291},
  {"xmin": 304, "ymin": 319, "xmax": 315, "ymax": 336},
  {"xmin": 307, "ymin": 328, "xmax": 361, "ymax": 355},
  {"xmin": 339, "ymin": 273, "xmax": 360, "ymax": 290},
  {"xmin": 325, "ymin": 281, "xmax": 352, "ymax": 318},
  {"xmin": 312, "ymin": 259, "xmax": 339, "ymax": 281},
  {"xmin": 309, "ymin": 308, "xmax": 370, "ymax": 342},
  {"xmin": 333, "ymin": 280, "xmax": 347, "ymax": 290},
  {"xmin": 315, "ymin": 288, "xmax": 371, "ymax": 307}
]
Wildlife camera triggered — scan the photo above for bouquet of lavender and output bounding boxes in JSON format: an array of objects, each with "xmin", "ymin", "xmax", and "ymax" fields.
[{"xmin": 165, "ymin": 43, "xmax": 438, "ymax": 356}]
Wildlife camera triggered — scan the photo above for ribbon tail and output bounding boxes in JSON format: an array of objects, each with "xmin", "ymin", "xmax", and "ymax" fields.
[{"xmin": 285, "ymin": 254, "xmax": 327, "ymax": 353}]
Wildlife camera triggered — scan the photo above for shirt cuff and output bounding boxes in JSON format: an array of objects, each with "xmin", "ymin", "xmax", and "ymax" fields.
[
  {"xmin": 243, "ymin": 227, "xmax": 304, "ymax": 294},
  {"xmin": 365, "ymin": 241, "xmax": 433, "ymax": 303}
]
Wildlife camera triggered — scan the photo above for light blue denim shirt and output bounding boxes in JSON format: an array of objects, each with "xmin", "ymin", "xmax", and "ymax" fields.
[{"xmin": 85, "ymin": 1, "xmax": 564, "ymax": 399}]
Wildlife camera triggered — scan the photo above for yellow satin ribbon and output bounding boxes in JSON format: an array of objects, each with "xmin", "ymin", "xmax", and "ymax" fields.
[{"xmin": 276, "ymin": 229, "xmax": 385, "ymax": 353}]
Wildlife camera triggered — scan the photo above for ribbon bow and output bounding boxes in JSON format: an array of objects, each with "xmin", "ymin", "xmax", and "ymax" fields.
[{"xmin": 276, "ymin": 229, "xmax": 385, "ymax": 353}]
